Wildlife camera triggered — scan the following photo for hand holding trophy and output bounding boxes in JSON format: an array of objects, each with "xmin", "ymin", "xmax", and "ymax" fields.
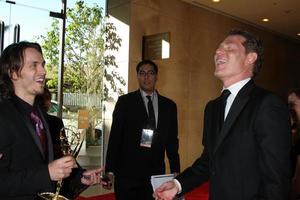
[{"xmin": 38, "ymin": 127, "xmax": 84, "ymax": 200}]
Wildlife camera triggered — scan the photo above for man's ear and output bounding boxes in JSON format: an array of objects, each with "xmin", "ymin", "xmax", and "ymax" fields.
[
  {"xmin": 9, "ymin": 69, "xmax": 19, "ymax": 80},
  {"xmin": 246, "ymin": 52, "xmax": 258, "ymax": 65}
]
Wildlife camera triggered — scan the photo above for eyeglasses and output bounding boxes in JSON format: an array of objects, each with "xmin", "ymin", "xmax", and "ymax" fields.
[{"xmin": 138, "ymin": 70, "xmax": 156, "ymax": 77}]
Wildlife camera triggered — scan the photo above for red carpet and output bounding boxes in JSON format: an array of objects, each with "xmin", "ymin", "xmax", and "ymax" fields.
[
  {"xmin": 76, "ymin": 182, "xmax": 209, "ymax": 200},
  {"xmin": 185, "ymin": 182, "xmax": 209, "ymax": 200},
  {"xmin": 76, "ymin": 193, "xmax": 115, "ymax": 200}
]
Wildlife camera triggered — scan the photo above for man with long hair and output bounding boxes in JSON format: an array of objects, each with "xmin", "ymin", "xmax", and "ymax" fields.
[{"xmin": 0, "ymin": 41, "xmax": 102, "ymax": 199}]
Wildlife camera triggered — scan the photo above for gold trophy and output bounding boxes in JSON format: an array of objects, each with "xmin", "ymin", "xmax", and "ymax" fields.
[{"xmin": 38, "ymin": 127, "xmax": 84, "ymax": 200}]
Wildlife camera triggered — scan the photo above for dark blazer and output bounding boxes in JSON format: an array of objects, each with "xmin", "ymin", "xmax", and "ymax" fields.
[
  {"xmin": 177, "ymin": 80, "xmax": 291, "ymax": 200},
  {"xmin": 0, "ymin": 97, "xmax": 55, "ymax": 200},
  {"xmin": 106, "ymin": 90, "xmax": 180, "ymax": 179}
]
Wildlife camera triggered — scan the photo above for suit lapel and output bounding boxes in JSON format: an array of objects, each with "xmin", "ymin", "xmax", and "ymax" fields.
[
  {"xmin": 136, "ymin": 90, "xmax": 148, "ymax": 118},
  {"xmin": 17, "ymin": 106, "xmax": 47, "ymax": 159},
  {"xmin": 11, "ymin": 98, "xmax": 50, "ymax": 160},
  {"xmin": 156, "ymin": 93, "xmax": 162, "ymax": 130},
  {"xmin": 134, "ymin": 90, "xmax": 149, "ymax": 129},
  {"xmin": 23, "ymin": 113, "xmax": 46, "ymax": 157},
  {"xmin": 213, "ymin": 80, "xmax": 255, "ymax": 154}
]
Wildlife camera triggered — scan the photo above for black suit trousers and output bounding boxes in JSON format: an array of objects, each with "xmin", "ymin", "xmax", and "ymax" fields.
[{"xmin": 114, "ymin": 176, "xmax": 154, "ymax": 200}]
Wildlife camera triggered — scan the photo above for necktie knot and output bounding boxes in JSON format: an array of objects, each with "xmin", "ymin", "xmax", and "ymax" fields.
[
  {"xmin": 220, "ymin": 89, "xmax": 231, "ymax": 102},
  {"xmin": 30, "ymin": 111, "xmax": 44, "ymax": 131},
  {"xmin": 146, "ymin": 95, "xmax": 151, "ymax": 101}
]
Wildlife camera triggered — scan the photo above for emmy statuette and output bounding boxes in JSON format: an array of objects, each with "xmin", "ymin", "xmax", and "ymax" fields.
[{"xmin": 38, "ymin": 128, "xmax": 83, "ymax": 200}]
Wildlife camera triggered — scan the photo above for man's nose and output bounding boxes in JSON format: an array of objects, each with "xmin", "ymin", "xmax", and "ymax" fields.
[
  {"xmin": 215, "ymin": 48, "xmax": 224, "ymax": 55},
  {"xmin": 39, "ymin": 65, "xmax": 46, "ymax": 75}
]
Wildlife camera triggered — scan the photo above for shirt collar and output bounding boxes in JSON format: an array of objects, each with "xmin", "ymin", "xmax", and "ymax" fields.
[
  {"xmin": 12, "ymin": 94, "xmax": 35, "ymax": 115},
  {"xmin": 222, "ymin": 78, "xmax": 251, "ymax": 97},
  {"xmin": 140, "ymin": 89, "xmax": 156, "ymax": 99}
]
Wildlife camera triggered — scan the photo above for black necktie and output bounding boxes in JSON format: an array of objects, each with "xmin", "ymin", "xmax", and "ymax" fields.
[
  {"xmin": 219, "ymin": 89, "xmax": 231, "ymax": 130},
  {"xmin": 146, "ymin": 95, "xmax": 156, "ymax": 129}
]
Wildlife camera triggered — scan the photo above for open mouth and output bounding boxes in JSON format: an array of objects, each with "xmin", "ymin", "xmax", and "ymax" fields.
[
  {"xmin": 36, "ymin": 78, "xmax": 45, "ymax": 85},
  {"xmin": 215, "ymin": 58, "xmax": 227, "ymax": 66}
]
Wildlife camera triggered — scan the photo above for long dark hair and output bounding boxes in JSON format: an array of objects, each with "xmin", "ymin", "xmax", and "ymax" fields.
[{"xmin": 0, "ymin": 41, "xmax": 43, "ymax": 98}]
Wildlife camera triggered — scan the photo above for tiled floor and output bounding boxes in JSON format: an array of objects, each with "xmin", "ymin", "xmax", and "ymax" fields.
[
  {"xmin": 80, "ymin": 185, "xmax": 113, "ymax": 197},
  {"xmin": 77, "ymin": 145, "xmax": 112, "ymax": 197}
]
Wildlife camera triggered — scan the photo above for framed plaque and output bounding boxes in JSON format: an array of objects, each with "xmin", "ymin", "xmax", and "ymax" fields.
[{"xmin": 142, "ymin": 32, "xmax": 170, "ymax": 60}]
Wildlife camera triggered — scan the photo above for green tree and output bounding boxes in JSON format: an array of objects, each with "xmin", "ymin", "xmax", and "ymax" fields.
[
  {"xmin": 38, "ymin": 19, "xmax": 60, "ymax": 89},
  {"xmin": 38, "ymin": 0, "xmax": 125, "ymax": 100}
]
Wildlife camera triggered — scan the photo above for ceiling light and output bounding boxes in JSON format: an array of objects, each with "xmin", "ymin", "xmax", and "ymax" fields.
[
  {"xmin": 262, "ymin": 18, "xmax": 269, "ymax": 22},
  {"xmin": 297, "ymin": 33, "xmax": 300, "ymax": 36},
  {"xmin": 212, "ymin": 0, "xmax": 220, "ymax": 2}
]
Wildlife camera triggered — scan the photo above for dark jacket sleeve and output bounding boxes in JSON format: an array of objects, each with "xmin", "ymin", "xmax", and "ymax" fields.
[
  {"xmin": 166, "ymin": 100, "xmax": 180, "ymax": 173},
  {"xmin": 253, "ymin": 93, "xmax": 291, "ymax": 199},
  {"xmin": 105, "ymin": 96, "xmax": 125, "ymax": 173}
]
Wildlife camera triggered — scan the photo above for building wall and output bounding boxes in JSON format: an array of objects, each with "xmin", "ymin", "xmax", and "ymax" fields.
[{"xmin": 113, "ymin": 0, "xmax": 300, "ymax": 169}]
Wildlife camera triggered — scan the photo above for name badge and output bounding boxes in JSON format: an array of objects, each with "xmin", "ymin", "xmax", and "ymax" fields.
[{"xmin": 140, "ymin": 129, "xmax": 154, "ymax": 148}]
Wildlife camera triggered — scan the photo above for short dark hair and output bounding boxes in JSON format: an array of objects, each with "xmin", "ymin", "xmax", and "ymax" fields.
[
  {"xmin": 136, "ymin": 59, "xmax": 158, "ymax": 74},
  {"xmin": 0, "ymin": 41, "xmax": 43, "ymax": 98},
  {"xmin": 227, "ymin": 29, "xmax": 264, "ymax": 77}
]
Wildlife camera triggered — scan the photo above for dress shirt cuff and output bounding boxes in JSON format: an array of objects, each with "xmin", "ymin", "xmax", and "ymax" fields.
[{"xmin": 173, "ymin": 179, "xmax": 182, "ymax": 194}]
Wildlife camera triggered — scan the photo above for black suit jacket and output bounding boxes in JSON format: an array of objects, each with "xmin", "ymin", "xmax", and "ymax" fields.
[
  {"xmin": 106, "ymin": 90, "xmax": 180, "ymax": 179},
  {"xmin": 177, "ymin": 80, "xmax": 291, "ymax": 200},
  {"xmin": 0, "ymin": 97, "xmax": 55, "ymax": 200}
]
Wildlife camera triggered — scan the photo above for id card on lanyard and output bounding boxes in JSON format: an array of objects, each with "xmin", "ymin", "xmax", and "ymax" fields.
[{"xmin": 140, "ymin": 128, "xmax": 154, "ymax": 148}]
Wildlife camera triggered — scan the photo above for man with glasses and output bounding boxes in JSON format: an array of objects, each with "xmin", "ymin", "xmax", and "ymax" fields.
[{"xmin": 104, "ymin": 59, "xmax": 180, "ymax": 200}]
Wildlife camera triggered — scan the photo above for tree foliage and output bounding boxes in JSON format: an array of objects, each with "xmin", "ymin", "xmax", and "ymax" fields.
[{"xmin": 38, "ymin": 0, "xmax": 125, "ymax": 100}]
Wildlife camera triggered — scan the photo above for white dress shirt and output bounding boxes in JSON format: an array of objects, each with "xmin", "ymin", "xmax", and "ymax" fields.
[{"xmin": 222, "ymin": 78, "xmax": 251, "ymax": 120}]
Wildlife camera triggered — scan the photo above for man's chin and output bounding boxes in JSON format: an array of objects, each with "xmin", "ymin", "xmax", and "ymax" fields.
[
  {"xmin": 35, "ymin": 87, "xmax": 45, "ymax": 95},
  {"xmin": 141, "ymin": 87, "xmax": 154, "ymax": 94},
  {"xmin": 214, "ymin": 71, "xmax": 222, "ymax": 78}
]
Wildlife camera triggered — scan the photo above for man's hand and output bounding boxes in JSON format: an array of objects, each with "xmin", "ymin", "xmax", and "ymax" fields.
[
  {"xmin": 154, "ymin": 180, "xmax": 178, "ymax": 200},
  {"xmin": 48, "ymin": 156, "xmax": 77, "ymax": 181},
  {"xmin": 81, "ymin": 167, "xmax": 104, "ymax": 185}
]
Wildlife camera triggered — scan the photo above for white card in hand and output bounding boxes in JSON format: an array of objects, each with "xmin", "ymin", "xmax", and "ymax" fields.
[
  {"xmin": 151, "ymin": 174, "xmax": 185, "ymax": 200},
  {"xmin": 151, "ymin": 174, "xmax": 174, "ymax": 191}
]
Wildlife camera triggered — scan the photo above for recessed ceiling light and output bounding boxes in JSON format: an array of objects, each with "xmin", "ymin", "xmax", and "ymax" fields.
[
  {"xmin": 262, "ymin": 18, "xmax": 269, "ymax": 22},
  {"xmin": 212, "ymin": 0, "xmax": 220, "ymax": 2}
]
